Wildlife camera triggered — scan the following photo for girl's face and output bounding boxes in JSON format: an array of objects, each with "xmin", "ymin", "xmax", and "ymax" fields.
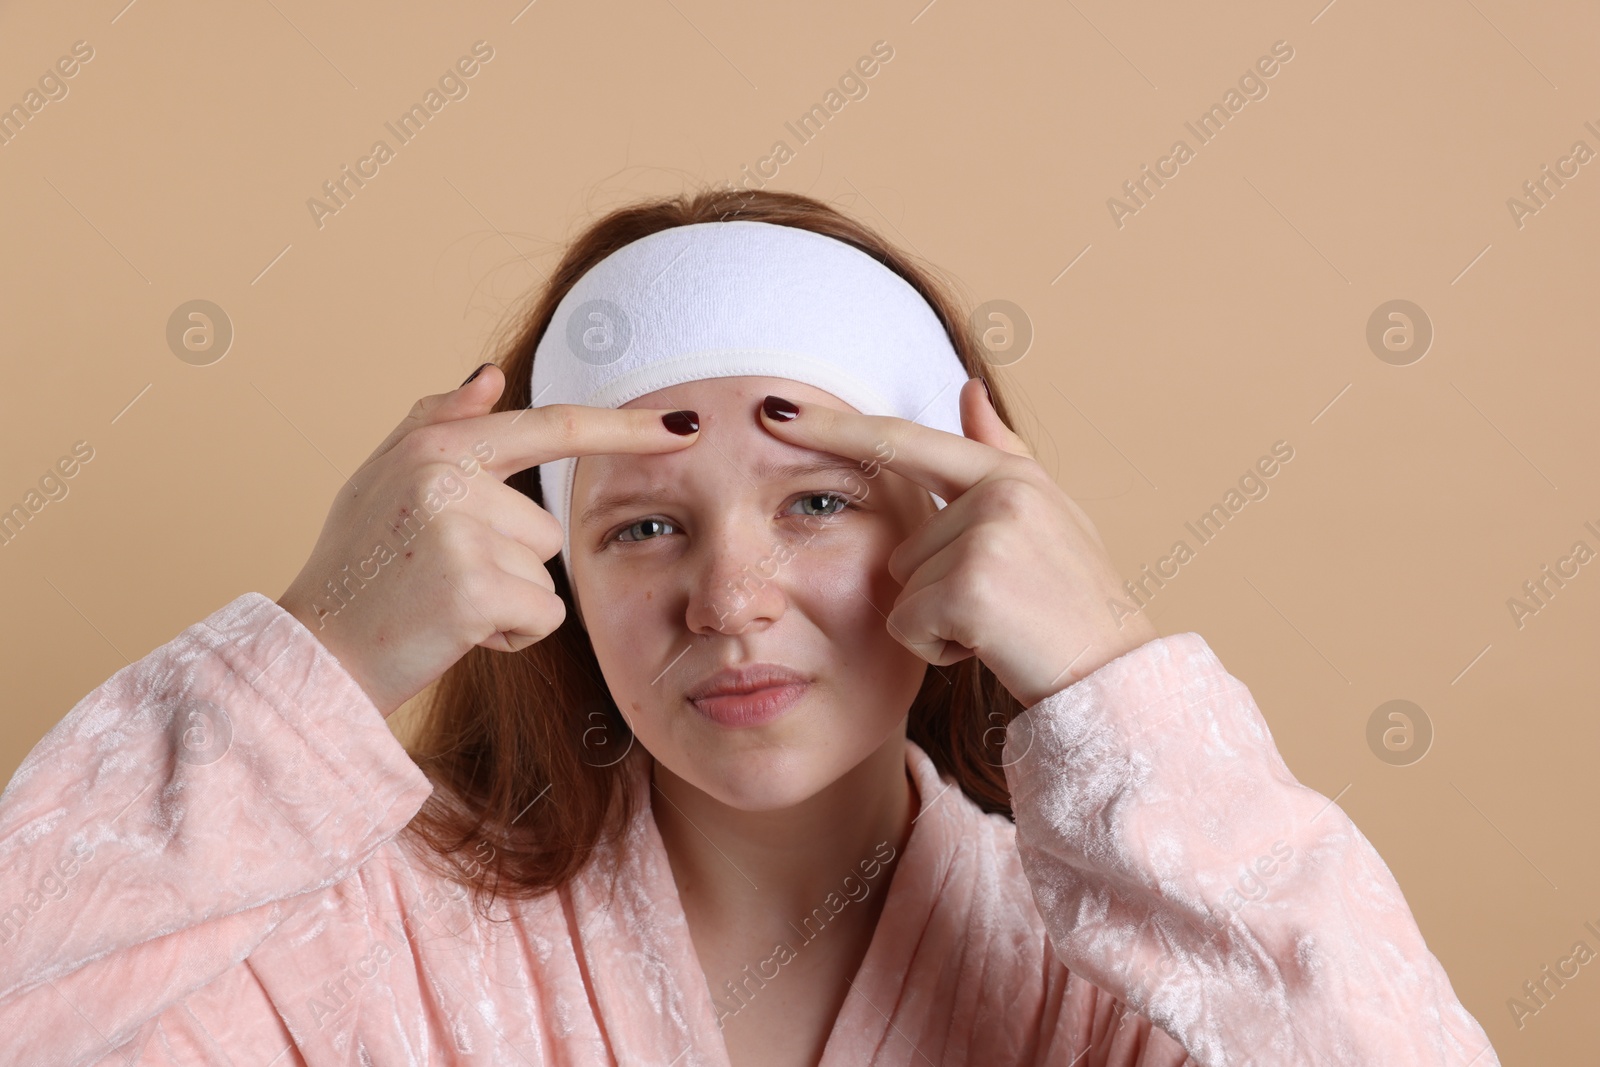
[{"xmin": 568, "ymin": 375, "xmax": 937, "ymax": 811}]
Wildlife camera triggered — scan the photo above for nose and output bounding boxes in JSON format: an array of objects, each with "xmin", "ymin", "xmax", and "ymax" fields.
[{"xmin": 684, "ymin": 522, "xmax": 791, "ymax": 636}]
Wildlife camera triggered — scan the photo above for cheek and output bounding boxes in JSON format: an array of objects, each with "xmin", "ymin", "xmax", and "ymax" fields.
[
  {"xmin": 581, "ymin": 577, "xmax": 674, "ymax": 679},
  {"xmin": 788, "ymin": 541, "xmax": 904, "ymax": 656},
  {"xmin": 791, "ymin": 550, "xmax": 926, "ymax": 723}
]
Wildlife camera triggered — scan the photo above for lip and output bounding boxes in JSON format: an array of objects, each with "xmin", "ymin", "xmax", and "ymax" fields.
[{"xmin": 687, "ymin": 664, "xmax": 811, "ymax": 728}]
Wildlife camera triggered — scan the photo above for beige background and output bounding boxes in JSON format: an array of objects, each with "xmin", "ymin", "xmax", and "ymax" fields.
[{"xmin": 3, "ymin": 0, "xmax": 1596, "ymax": 1060}]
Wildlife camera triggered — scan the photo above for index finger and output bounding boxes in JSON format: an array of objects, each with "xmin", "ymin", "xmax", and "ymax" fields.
[
  {"xmin": 756, "ymin": 396, "xmax": 1001, "ymax": 504},
  {"xmin": 463, "ymin": 403, "xmax": 701, "ymax": 481}
]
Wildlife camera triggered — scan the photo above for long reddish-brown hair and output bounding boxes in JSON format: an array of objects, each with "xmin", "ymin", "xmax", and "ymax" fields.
[{"xmin": 401, "ymin": 185, "xmax": 1027, "ymax": 913}]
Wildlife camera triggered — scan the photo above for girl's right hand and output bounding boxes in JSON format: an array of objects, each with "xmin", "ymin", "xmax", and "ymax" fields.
[{"xmin": 274, "ymin": 363, "xmax": 700, "ymax": 719}]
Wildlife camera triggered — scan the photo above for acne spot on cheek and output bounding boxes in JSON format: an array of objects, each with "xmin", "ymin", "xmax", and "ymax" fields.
[{"xmin": 645, "ymin": 590, "xmax": 653, "ymax": 601}]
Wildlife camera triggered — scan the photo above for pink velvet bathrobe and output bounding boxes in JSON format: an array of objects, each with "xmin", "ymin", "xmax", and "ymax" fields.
[{"xmin": 0, "ymin": 591, "xmax": 1500, "ymax": 1066}]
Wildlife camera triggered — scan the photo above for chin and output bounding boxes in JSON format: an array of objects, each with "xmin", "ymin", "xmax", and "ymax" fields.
[{"xmin": 667, "ymin": 745, "xmax": 836, "ymax": 812}]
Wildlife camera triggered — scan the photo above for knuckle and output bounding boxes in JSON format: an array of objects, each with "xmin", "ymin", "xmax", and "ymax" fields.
[
  {"xmin": 450, "ymin": 567, "xmax": 495, "ymax": 615},
  {"xmin": 970, "ymin": 524, "xmax": 1012, "ymax": 568},
  {"xmin": 1006, "ymin": 453, "xmax": 1047, "ymax": 484},
  {"xmin": 397, "ymin": 474, "xmax": 445, "ymax": 521},
  {"xmin": 535, "ymin": 588, "xmax": 566, "ymax": 630},
  {"xmin": 429, "ymin": 513, "xmax": 479, "ymax": 562},
  {"xmin": 869, "ymin": 419, "xmax": 902, "ymax": 459},
  {"xmin": 397, "ymin": 424, "xmax": 446, "ymax": 464},
  {"xmin": 533, "ymin": 512, "xmax": 564, "ymax": 561},
  {"xmin": 546, "ymin": 405, "xmax": 583, "ymax": 448},
  {"xmin": 532, "ymin": 564, "xmax": 556, "ymax": 592},
  {"xmin": 986, "ymin": 477, "xmax": 1035, "ymax": 521}
]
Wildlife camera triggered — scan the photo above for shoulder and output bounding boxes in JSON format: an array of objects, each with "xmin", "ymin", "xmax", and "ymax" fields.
[
  {"xmin": 242, "ymin": 831, "xmax": 576, "ymax": 1037},
  {"xmin": 250, "ymin": 794, "xmax": 573, "ymax": 970}
]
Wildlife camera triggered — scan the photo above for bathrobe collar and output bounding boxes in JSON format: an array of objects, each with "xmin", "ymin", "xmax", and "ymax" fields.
[{"xmin": 564, "ymin": 737, "xmax": 968, "ymax": 1067}]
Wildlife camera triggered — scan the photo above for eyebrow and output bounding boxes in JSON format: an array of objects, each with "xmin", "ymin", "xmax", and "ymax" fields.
[{"xmin": 577, "ymin": 455, "xmax": 866, "ymax": 528}]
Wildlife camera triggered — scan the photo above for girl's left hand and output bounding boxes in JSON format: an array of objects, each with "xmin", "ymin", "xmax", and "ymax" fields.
[{"xmin": 758, "ymin": 378, "xmax": 1160, "ymax": 708}]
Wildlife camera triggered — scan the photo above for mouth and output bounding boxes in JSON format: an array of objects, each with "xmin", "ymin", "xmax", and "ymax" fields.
[{"xmin": 687, "ymin": 664, "xmax": 811, "ymax": 728}]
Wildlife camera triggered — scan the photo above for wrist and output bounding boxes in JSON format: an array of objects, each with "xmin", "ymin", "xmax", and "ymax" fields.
[
  {"xmin": 275, "ymin": 592, "xmax": 397, "ymax": 720},
  {"xmin": 1023, "ymin": 618, "xmax": 1162, "ymax": 707}
]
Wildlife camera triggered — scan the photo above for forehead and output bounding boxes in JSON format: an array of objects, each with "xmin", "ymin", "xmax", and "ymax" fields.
[{"xmin": 573, "ymin": 376, "xmax": 859, "ymax": 491}]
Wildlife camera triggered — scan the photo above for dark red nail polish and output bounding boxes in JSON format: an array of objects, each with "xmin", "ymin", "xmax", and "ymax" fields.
[
  {"xmin": 662, "ymin": 410, "xmax": 699, "ymax": 435},
  {"xmin": 762, "ymin": 395, "xmax": 799, "ymax": 421},
  {"xmin": 460, "ymin": 362, "xmax": 491, "ymax": 387}
]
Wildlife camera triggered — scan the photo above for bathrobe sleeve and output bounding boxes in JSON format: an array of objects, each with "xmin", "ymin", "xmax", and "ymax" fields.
[
  {"xmin": 0, "ymin": 591, "xmax": 436, "ymax": 1067},
  {"xmin": 1002, "ymin": 631, "xmax": 1501, "ymax": 1067}
]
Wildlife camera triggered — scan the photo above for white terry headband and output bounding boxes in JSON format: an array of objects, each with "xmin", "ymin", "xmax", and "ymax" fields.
[{"xmin": 529, "ymin": 218, "xmax": 972, "ymax": 587}]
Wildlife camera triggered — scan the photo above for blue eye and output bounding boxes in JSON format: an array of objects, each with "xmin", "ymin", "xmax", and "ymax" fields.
[
  {"xmin": 790, "ymin": 491, "xmax": 854, "ymax": 518},
  {"xmin": 614, "ymin": 517, "xmax": 677, "ymax": 543},
  {"xmin": 606, "ymin": 492, "xmax": 858, "ymax": 545}
]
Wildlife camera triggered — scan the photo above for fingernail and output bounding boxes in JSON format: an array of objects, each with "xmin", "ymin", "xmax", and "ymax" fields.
[
  {"xmin": 662, "ymin": 410, "xmax": 700, "ymax": 435},
  {"xmin": 976, "ymin": 376, "xmax": 992, "ymax": 404},
  {"xmin": 460, "ymin": 362, "xmax": 491, "ymax": 387},
  {"xmin": 762, "ymin": 395, "xmax": 799, "ymax": 421}
]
